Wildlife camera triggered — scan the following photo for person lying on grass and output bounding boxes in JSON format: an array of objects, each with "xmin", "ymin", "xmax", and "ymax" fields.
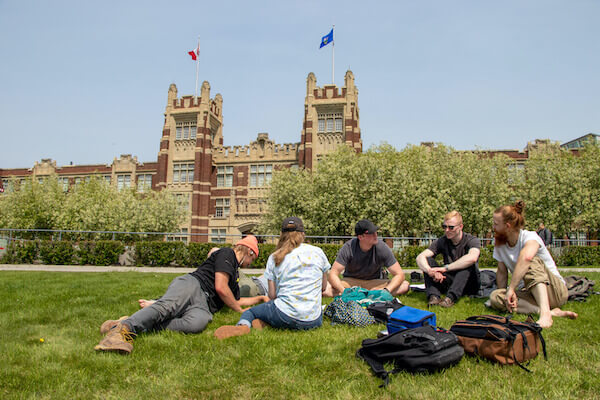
[
  {"xmin": 95, "ymin": 236, "xmax": 268, "ymax": 354},
  {"xmin": 490, "ymin": 201, "xmax": 578, "ymax": 328},
  {"xmin": 214, "ymin": 217, "xmax": 331, "ymax": 340}
]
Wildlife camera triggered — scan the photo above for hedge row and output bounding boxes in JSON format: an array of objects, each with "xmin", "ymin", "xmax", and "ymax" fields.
[
  {"xmin": 2, "ymin": 239, "xmax": 598, "ymax": 267},
  {"xmin": 1, "ymin": 240, "xmax": 125, "ymax": 266}
]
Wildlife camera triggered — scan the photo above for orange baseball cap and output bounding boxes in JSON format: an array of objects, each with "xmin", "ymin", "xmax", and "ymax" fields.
[{"xmin": 235, "ymin": 235, "xmax": 259, "ymax": 256}]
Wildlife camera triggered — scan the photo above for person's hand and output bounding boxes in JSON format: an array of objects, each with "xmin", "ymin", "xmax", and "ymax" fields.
[
  {"xmin": 505, "ymin": 288, "xmax": 518, "ymax": 312},
  {"xmin": 260, "ymin": 295, "xmax": 270, "ymax": 303},
  {"xmin": 430, "ymin": 267, "xmax": 446, "ymax": 275},
  {"xmin": 432, "ymin": 271, "xmax": 446, "ymax": 283}
]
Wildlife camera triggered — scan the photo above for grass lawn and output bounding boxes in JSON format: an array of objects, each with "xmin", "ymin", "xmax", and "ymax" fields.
[{"xmin": 1, "ymin": 271, "xmax": 599, "ymax": 400}]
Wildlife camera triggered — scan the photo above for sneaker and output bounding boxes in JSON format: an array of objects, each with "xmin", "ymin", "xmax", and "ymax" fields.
[
  {"xmin": 428, "ymin": 295, "xmax": 441, "ymax": 306},
  {"xmin": 100, "ymin": 316, "xmax": 129, "ymax": 334},
  {"xmin": 214, "ymin": 325, "xmax": 251, "ymax": 340},
  {"xmin": 439, "ymin": 297, "xmax": 455, "ymax": 308},
  {"xmin": 94, "ymin": 323, "xmax": 136, "ymax": 354}
]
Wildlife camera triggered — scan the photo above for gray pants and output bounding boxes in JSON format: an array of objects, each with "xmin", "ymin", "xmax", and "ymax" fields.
[{"xmin": 125, "ymin": 274, "xmax": 213, "ymax": 334}]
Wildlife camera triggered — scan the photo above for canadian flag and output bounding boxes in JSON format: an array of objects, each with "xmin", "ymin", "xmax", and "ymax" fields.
[{"xmin": 188, "ymin": 46, "xmax": 199, "ymax": 61}]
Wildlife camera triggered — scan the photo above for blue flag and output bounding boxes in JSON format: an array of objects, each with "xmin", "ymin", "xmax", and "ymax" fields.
[{"xmin": 319, "ymin": 29, "xmax": 333, "ymax": 48}]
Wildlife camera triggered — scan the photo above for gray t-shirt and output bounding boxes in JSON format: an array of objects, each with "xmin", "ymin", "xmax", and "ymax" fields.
[{"xmin": 335, "ymin": 238, "xmax": 397, "ymax": 280}]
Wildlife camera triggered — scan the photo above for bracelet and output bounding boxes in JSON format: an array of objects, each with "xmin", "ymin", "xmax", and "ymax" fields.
[
  {"xmin": 444, "ymin": 265, "xmax": 449, "ymax": 271},
  {"xmin": 382, "ymin": 287, "xmax": 390, "ymax": 293}
]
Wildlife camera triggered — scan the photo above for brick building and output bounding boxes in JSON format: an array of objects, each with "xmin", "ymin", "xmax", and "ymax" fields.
[{"xmin": 0, "ymin": 71, "xmax": 362, "ymax": 242}]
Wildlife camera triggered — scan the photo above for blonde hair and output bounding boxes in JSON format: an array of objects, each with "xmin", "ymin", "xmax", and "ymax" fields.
[
  {"xmin": 272, "ymin": 231, "xmax": 305, "ymax": 266},
  {"xmin": 494, "ymin": 200, "xmax": 526, "ymax": 231},
  {"xmin": 444, "ymin": 210, "xmax": 463, "ymax": 225}
]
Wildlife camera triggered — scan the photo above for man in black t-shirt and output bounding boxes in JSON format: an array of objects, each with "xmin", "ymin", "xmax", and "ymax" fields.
[
  {"xmin": 416, "ymin": 211, "xmax": 481, "ymax": 308},
  {"xmin": 95, "ymin": 236, "xmax": 267, "ymax": 354},
  {"xmin": 328, "ymin": 219, "xmax": 409, "ymax": 297}
]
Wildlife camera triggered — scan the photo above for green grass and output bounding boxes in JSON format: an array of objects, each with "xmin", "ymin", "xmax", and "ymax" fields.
[{"xmin": 1, "ymin": 271, "xmax": 599, "ymax": 400}]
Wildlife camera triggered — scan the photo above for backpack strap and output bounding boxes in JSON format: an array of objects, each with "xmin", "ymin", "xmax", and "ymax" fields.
[{"xmin": 356, "ymin": 348, "xmax": 394, "ymax": 388}]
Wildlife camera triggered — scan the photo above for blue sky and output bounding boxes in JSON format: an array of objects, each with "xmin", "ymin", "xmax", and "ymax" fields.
[{"xmin": 1, "ymin": 0, "xmax": 598, "ymax": 168}]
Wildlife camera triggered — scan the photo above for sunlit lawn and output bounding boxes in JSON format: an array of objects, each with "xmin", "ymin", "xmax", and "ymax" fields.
[{"xmin": 1, "ymin": 271, "xmax": 598, "ymax": 400}]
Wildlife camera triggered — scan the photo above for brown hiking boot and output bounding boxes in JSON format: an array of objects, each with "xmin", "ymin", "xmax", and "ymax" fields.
[
  {"xmin": 428, "ymin": 295, "xmax": 441, "ymax": 307},
  {"xmin": 439, "ymin": 297, "xmax": 455, "ymax": 308},
  {"xmin": 251, "ymin": 319, "xmax": 269, "ymax": 330},
  {"xmin": 214, "ymin": 325, "xmax": 251, "ymax": 340},
  {"xmin": 100, "ymin": 316, "xmax": 129, "ymax": 334},
  {"xmin": 94, "ymin": 323, "xmax": 136, "ymax": 354}
]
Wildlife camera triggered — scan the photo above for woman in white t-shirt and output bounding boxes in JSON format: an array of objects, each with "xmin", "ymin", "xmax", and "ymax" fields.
[
  {"xmin": 490, "ymin": 200, "xmax": 577, "ymax": 328},
  {"xmin": 214, "ymin": 217, "xmax": 331, "ymax": 340}
]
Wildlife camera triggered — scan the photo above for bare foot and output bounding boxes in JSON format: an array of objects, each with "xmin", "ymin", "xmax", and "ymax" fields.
[
  {"xmin": 536, "ymin": 312, "xmax": 553, "ymax": 328},
  {"xmin": 138, "ymin": 299, "xmax": 156, "ymax": 309},
  {"xmin": 551, "ymin": 308, "xmax": 578, "ymax": 320},
  {"xmin": 214, "ymin": 325, "xmax": 251, "ymax": 340},
  {"xmin": 252, "ymin": 319, "xmax": 269, "ymax": 330}
]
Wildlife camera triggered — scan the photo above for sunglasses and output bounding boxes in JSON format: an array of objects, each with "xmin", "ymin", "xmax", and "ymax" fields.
[{"xmin": 441, "ymin": 224, "xmax": 458, "ymax": 230}]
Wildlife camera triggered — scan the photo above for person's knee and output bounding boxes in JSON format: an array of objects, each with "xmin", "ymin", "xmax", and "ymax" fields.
[
  {"xmin": 394, "ymin": 280, "xmax": 410, "ymax": 296},
  {"xmin": 489, "ymin": 289, "xmax": 507, "ymax": 310}
]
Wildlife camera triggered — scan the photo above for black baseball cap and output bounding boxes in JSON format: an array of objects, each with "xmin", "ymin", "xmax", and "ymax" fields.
[
  {"xmin": 282, "ymin": 216, "xmax": 305, "ymax": 232},
  {"xmin": 355, "ymin": 219, "xmax": 379, "ymax": 235}
]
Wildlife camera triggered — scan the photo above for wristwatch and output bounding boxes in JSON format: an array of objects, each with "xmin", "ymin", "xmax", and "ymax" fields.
[{"xmin": 444, "ymin": 265, "xmax": 449, "ymax": 271}]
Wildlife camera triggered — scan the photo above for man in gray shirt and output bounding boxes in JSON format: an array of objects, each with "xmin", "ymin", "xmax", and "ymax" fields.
[{"xmin": 328, "ymin": 219, "xmax": 409, "ymax": 297}]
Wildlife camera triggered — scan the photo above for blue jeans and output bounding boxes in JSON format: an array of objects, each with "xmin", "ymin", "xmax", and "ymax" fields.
[{"xmin": 238, "ymin": 300, "xmax": 322, "ymax": 331}]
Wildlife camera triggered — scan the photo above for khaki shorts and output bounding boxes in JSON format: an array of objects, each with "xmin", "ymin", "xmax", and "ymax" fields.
[
  {"xmin": 341, "ymin": 277, "xmax": 389, "ymax": 290},
  {"xmin": 490, "ymin": 256, "xmax": 568, "ymax": 311}
]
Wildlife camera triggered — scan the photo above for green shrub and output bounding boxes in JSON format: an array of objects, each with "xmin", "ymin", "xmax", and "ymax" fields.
[
  {"xmin": 556, "ymin": 246, "xmax": 600, "ymax": 266},
  {"xmin": 38, "ymin": 240, "xmax": 74, "ymax": 265},
  {"xmin": 77, "ymin": 241, "xmax": 125, "ymax": 266},
  {"xmin": 314, "ymin": 243, "xmax": 342, "ymax": 265},
  {"xmin": 254, "ymin": 243, "xmax": 276, "ymax": 268},
  {"xmin": 396, "ymin": 246, "xmax": 428, "ymax": 268},
  {"xmin": 134, "ymin": 242, "xmax": 187, "ymax": 267},
  {"xmin": 478, "ymin": 245, "xmax": 496, "ymax": 268},
  {"xmin": 186, "ymin": 242, "xmax": 231, "ymax": 267},
  {"xmin": 0, "ymin": 240, "xmax": 39, "ymax": 264}
]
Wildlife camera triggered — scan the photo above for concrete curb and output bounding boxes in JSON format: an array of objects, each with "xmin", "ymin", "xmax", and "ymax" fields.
[{"xmin": 1, "ymin": 264, "xmax": 599, "ymax": 274}]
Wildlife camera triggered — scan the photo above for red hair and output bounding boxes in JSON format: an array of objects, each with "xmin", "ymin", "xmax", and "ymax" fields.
[{"xmin": 494, "ymin": 200, "xmax": 526, "ymax": 231}]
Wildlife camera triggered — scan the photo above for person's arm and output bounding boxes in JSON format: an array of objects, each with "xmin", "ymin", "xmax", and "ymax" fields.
[
  {"xmin": 430, "ymin": 247, "xmax": 481, "ymax": 273},
  {"xmin": 416, "ymin": 248, "xmax": 445, "ymax": 282},
  {"xmin": 506, "ymin": 241, "xmax": 540, "ymax": 311},
  {"xmin": 385, "ymin": 262, "xmax": 405, "ymax": 292},
  {"xmin": 416, "ymin": 248, "xmax": 435, "ymax": 273},
  {"xmin": 214, "ymin": 271, "xmax": 243, "ymax": 312},
  {"xmin": 496, "ymin": 261, "xmax": 508, "ymax": 289},
  {"xmin": 327, "ymin": 261, "xmax": 346, "ymax": 295},
  {"xmin": 239, "ymin": 295, "xmax": 269, "ymax": 306},
  {"xmin": 268, "ymin": 279, "xmax": 277, "ymax": 300},
  {"xmin": 321, "ymin": 272, "xmax": 329, "ymax": 293}
]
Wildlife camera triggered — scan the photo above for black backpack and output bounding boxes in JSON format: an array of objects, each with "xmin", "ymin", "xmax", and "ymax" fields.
[{"xmin": 356, "ymin": 325, "xmax": 464, "ymax": 387}]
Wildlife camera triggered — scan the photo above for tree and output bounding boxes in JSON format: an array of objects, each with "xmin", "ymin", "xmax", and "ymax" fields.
[{"xmin": 0, "ymin": 175, "xmax": 186, "ymax": 239}]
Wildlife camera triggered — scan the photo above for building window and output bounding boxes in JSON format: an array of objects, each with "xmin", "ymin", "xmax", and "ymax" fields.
[
  {"xmin": 1, "ymin": 179, "xmax": 12, "ymax": 194},
  {"xmin": 175, "ymin": 193, "xmax": 190, "ymax": 212},
  {"xmin": 215, "ymin": 198, "xmax": 230, "ymax": 217},
  {"xmin": 167, "ymin": 228, "xmax": 189, "ymax": 243},
  {"xmin": 117, "ymin": 174, "xmax": 131, "ymax": 191},
  {"xmin": 250, "ymin": 164, "xmax": 272, "ymax": 187},
  {"xmin": 173, "ymin": 162, "xmax": 194, "ymax": 183},
  {"xmin": 137, "ymin": 174, "xmax": 153, "ymax": 192},
  {"xmin": 175, "ymin": 121, "xmax": 197, "ymax": 140},
  {"xmin": 318, "ymin": 113, "xmax": 343, "ymax": 133},
  {"xmin": 211, "ymin": 228, "xmax": 227, "ymax": 243},
  {"xmin": 57, "ymin": 177, "xmax": 69, "ymax": 192},
  {"xmin": 217, "ymin": 166, "xmax": 233, "ymax": 187},
  {"xmin": 104, "ymin": 175, "xmax": 111, "ymax": 184}
]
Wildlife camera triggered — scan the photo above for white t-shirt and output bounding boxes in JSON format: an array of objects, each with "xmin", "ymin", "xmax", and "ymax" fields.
[
  {"xmin": 265, "ymin": 243, "xmax": 331, "ymax": 322},
  {"xmin": 493, "ymin": 229, "xmax": 564, "ymax": 284}
]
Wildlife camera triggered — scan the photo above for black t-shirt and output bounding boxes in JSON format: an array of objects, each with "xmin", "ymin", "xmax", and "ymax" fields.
[
  {"xmin": 335, "ymin": 238, "xmax": 397, "ymax": 280},
  {"xmin": 189, "ymin": 247, "xmax": 240, "ymax": 313},
  {"xmin": 428, "ymin": 233, "xmax": 481, "ymax": 268}
]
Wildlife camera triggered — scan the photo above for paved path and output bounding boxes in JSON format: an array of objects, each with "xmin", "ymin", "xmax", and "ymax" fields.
[{"xmin": 1, "ymin": 264, "xmax": 599, "ymax": 274}]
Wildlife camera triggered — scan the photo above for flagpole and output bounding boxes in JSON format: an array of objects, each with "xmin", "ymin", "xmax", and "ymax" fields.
[
  {"xmin": 195, "ymin": 37, "xmax": 200, "ymax": 98},
  {"xmin": 331, "ymin": 25, "xmax": 335, "ymax": 84}
]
